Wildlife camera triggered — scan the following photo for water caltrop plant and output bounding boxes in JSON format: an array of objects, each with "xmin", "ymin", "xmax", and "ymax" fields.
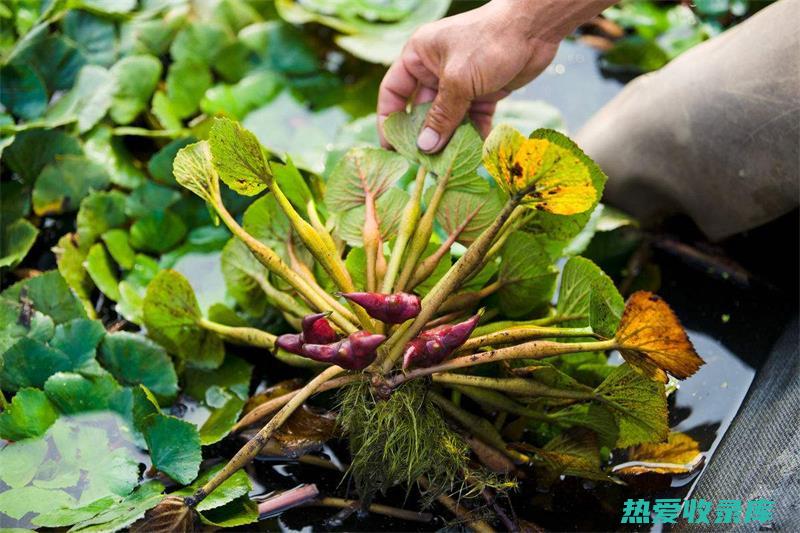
[{"xmin": 136, "ymin": 105, "xmax": 704, "ymax": 529}]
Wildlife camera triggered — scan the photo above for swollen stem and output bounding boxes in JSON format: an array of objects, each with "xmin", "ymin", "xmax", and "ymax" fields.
[
  {"xmin": 381, "ymin": 165, "xmax": 427, "ymax": 294},
  {"xmin": 380, "ymin": 195, "xmax": 522, "ymax": 372}
]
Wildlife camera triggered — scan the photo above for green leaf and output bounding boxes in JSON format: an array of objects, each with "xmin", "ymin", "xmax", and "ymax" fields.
[
  {"xmin": 109, "ymin": 54, "xmax": 162, "ymax": 124},
  {"xmin": 0, "ymin": 388, "xmax": 59, "ymax": 440},
  {"xmin": 198, "ymin": 495, "xmax": 259, "ymax": 527},
  {"xmin": 34, "ymin": 156, "xmax": 111, "ymax": 216},
  {"xmin": 129, "ymin": 210, "xmax": 187, "ymax": 254},
  {"xmin": 125, "ymin": 181, "xmax": 181, "ymax": 219},
  {"xmin": 324, "ymin": 146, "xmax": 409, "ymax": 211},
  {"xmin": 595, "ymin": 364, "xmax": 669, "ymax": 448},
  {"xmin": 66, "ymin": 481, "xmax": 164, "ymax": 532},
  {"xmin": 383, "ymin": 103, "xmax": 482, "ymax": 178},
  {"xmin": 75, "ymin": 0, "xmax": 136, "ymax": 15},
  {"xmin": 148, "ymin": 137, "xmax": 197, "ymax": 185},
  {"xmin": 85, "ymin": 243, "xmax": 121, "ymax": 301},
  {"xmin": 165, "ymin": 59, "xmax": 212, "ymax": 119},
  {"xmin": 220, "ymin": 238, "xmax": 270, "ymax": 316},
  {"xmin": 334, "ymin": 186, "xmax": 409, "ymax": 247},
  {"xmin": 498, "ymin": 231, "xmax": 558, "ymax": 318},
  {"xmin": 43, "ymin": 372, "xmax": 124, "ymax": 414},
  {"xmin": 54, "ymin": 234, "xmax": 95, "ymax": 316},
  {"xmin": 0, "ymin": 414, "xmax": 140, "ymax": 524},
  {"xmin": 183, "ymin": 355, "xmax": 253, "ymax": 402},
  {"xmin": 272, "ymin": 157, "xmax": 313, "ymax": 211},
  {"xmin": 174, "ymin": 463, "xmax": 251, "ymax": 512},
  {"xmin": 3, "ymin": 128, "xmax": 82, "ymax": 183},
  {"xmin": 0, "ymin": 63, "xmax": 47, "ymax": 120},
  {"xmin": 49, "ymin": 318, "xmax": 106, "ymax": 368},
  {"xmin": 76, "ymin": 190, "xmax": 127, "ymax": 244},
  {"xmin": 101, "ymin": 229, "xmax": 135, "ymax": 270},
  {"xmin": 45, "ymin": 64, "xmax": 116, "ymax": 132},
  {"xmin": 242, "ymin": 193, "xmax": 298, "ymax": 262},
  {"xmin": 170, "ymin": 21, "xmax": 229, "ymax": 65},
  {"xmin": 172, "ymin": 140, "xmax": 220, "ymax": 204},
  {"xmin": 412, "ymin": 241, "xmax": 452, "ymax": 297},
  {"xmin": 151, "ymin": 89, "xmax": 184, "ymax": 131},
  {"xmin": 99, "ymin": 332, "xmax": 179, "ymax": 402},
  {"xmin": 557, "ymin": 256, "xmax": 621, "ymax": 335},
  {"xmin": 1, "ymin": 218, "xmax": 38, "ymax": 269},
  {"xmin": 83, "ymin": 126, "xmax": 147, "ymax": 188},
  {"xmin": 434, "ymin": 182, "xmax": 505, "ymax": 245},
  {"xmin": 143, "ymin": 269, "xmax": 225, "ymax": 369},
  {"xmin": 142, "ymin": 413, "xmax": 202, "ymax": 485},
  {"xmin": 550, "ymin": 403, "xmax": 619, "ymax": 450},
  {"xmin": 200, "ymin": 70, "xmax": 283, "ymax": 120},
  {"xmin": 2, "ymin": 270, "xmax": 87, "ymax": 324},
  {"xmin": 198, "ymin": 395, "xmax": 246, "ymax": 445},
  {"xmin": 63, "ymin": 10, "xmax": 118, "ymax": 67},
  {"xmin": 208, "ymin": 117, "xmax": 271, "ymax": 196},
  {"xmin": 535, "ymin": 429, "xmax": 608, "ymax": 483},
  {"xmin": 32, "ymin": 495, "xmax": 120, "ymax": 528},
  {"xmin": 589, "ymin": 276, "xmax": 624, "ymax": 338}
]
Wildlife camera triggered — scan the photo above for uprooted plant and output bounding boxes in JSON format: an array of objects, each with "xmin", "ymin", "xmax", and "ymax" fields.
[{"xmin": 139, "ymin": 105, "xmax": 705, "ymax": 529}]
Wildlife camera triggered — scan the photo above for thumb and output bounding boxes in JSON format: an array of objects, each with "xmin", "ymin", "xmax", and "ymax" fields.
[{"xmin": 417, "ymin": 82, "xmax": 471, "ymax": 154}]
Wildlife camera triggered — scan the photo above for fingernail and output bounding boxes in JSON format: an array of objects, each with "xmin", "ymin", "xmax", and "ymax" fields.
[{"xmin": 417, "ymin": 127, "xmax": 440, "ymax": 153}]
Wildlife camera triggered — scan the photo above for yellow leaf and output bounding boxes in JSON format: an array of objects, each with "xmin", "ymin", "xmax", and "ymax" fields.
[
  {"xmin": 612, "ymin": 432, "xmax": 704, "ymax": 475},
  {"xmin": 615, "ymin": 291, "xmax": 705, "ymax": 383},
  {"xmin": 482, "ymin": 125, "xmax": 597, "ymax": 215}
]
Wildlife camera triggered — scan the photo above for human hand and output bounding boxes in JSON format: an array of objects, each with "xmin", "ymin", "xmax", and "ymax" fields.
[{"xmin": 378, "ymin": 0, "xmax": 615, "ymax": 153}]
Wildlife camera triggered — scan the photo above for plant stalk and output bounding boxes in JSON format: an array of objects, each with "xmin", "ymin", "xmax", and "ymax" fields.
[
  {"xmin": 438, "ymin": 280, "xmax": 503, "ymax": 315},
  {"xmin": 308, "ymin": 498, "xmax": 433, "ymax": 523},
  {"xmin": 381, "ymin": 165, "xmax": 427, "ymax": 294},
  {"xmin": 395, "ymin": 169, "xmax": 451, "ymax": 292},
  {"xmin": 428, "ymin": 391, "xmax": 529, "ymax": 464},
  {"xmin": 387, "ymin": 339, "xmax": 618, "ymax": 387},
  {"xmin": 458, "ymin": 325, "xmax": 597, "ymax": 353},
  {"xmin": 214, "ymin": 199, "xmax": 358, "ymax": 334},
  {"xmin": 418, "ymin": 477, "xmax": 495, "ymax": 533},
  {"xmin": 432, "ymin": 373, "xmax": 596, "ymax": 401},
  {"xmin": 189, "ymin": 366, "xmax": 345, "ymax": 507},
  {"xmin": 232, "ymin": 374, "xmax": 363, "ymax": 432},
  {"xmin": 380, "ymin": 194, "xmax": 524, "ymax": 372},
  {"xmin": 271, "ymin": 182, "xmax": 374, "ymax": 330},
  {"xmin": 363, "ymin": 191, "xmax": 380, "ymax": 293},
  {"xmin": 407, "ymin": 201, "xmax": 483, "ymax": 290},
  {"xmin": 198, "ymin": 318, "xmax": 276, "ymax": 349}
]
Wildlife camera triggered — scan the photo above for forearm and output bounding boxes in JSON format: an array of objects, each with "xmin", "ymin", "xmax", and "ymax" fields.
[{"xmin": 492, "ymin": 0, "xmax": 618, "ymax": 43}]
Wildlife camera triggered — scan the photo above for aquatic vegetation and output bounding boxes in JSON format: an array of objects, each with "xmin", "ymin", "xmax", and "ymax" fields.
[{"xmin": 0, "ymin": 1, "xmax": 710, "ymax": 530}]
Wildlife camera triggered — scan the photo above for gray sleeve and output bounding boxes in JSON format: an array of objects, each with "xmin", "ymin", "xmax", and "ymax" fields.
[{"xmin": 576, "ymin": 0, "xmax": 800, "ymax": 241}]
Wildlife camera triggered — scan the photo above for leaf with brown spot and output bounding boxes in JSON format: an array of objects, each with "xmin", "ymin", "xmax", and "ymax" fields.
[
  {"xmin": 483, "ymin": 125, "xmax": 597, "ymax": 215},
  {"xmin": 612, "ymin": 432, "xmax": 704, "ymax": 475},
  {"xmin": 130, "ymin": 496, "xmax": 195, "ymax": 533},
  {"xmin": 615, "ymin": 291, "xmax": 704, "ymax": 382}
]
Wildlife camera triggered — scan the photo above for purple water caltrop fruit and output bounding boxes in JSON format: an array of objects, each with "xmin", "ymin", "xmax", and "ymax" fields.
[
  {"xmin": 402, "ymin": 312, "xmax": 482, "ymax": 369},
  {"xmin": 276, "ymin": 333, "xmax": 304, "ymax": 355},
  {"xmin": 301, "ymin": 312, "xmax": 339, "ymax": 344},
  {"xmin": 301, "ymin": 331, "xmax": 387, "ymax": 370},
  {"xmin": 338, "ymin": 292, "xmax": 421, "ymax": 324}
]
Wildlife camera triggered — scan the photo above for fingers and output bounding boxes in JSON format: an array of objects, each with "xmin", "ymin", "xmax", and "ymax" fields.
[
  {"xmin": 377, "ymin": 58, "xmax": 419, "ymax": 148},
  {"xmin": 418, "ymin": 80, "xmax": 471, "ymax": 154}
]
